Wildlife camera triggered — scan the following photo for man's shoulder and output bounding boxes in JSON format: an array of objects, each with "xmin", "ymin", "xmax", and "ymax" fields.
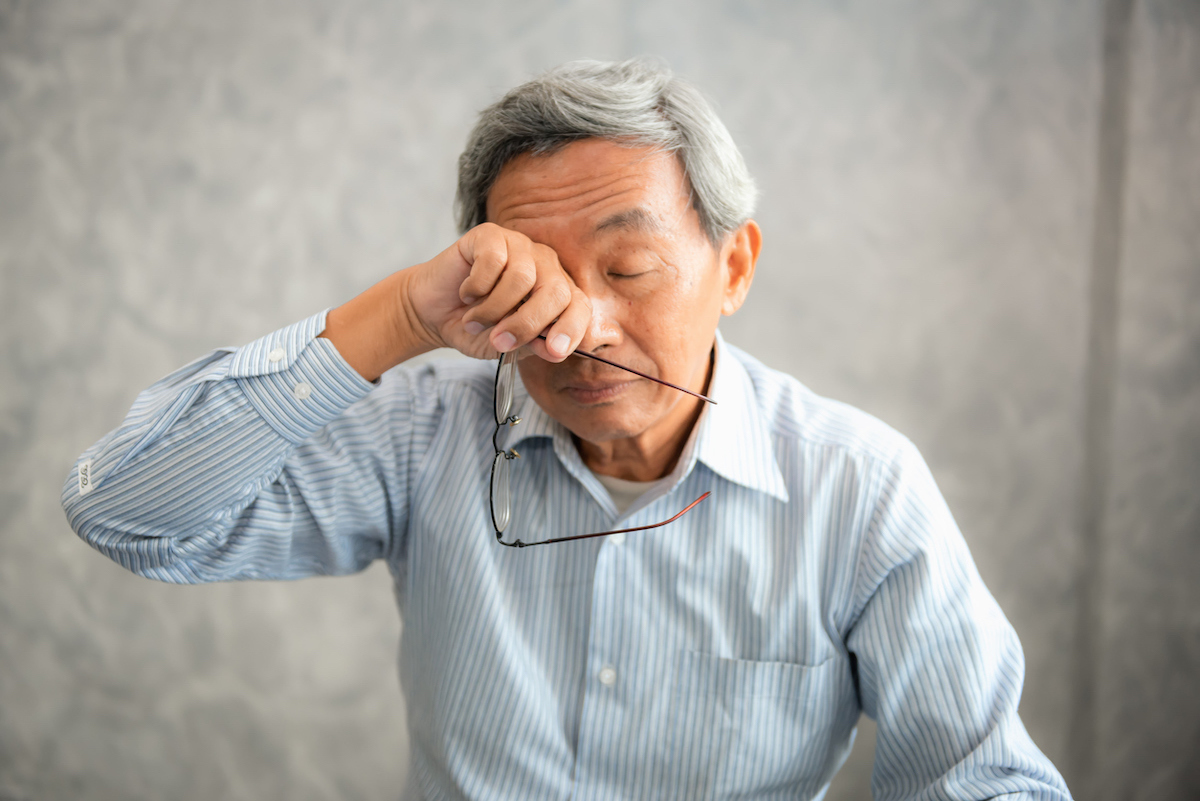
[{"xmin": 726, "ymin": 342, "xmax": 916, "ymax": 468}]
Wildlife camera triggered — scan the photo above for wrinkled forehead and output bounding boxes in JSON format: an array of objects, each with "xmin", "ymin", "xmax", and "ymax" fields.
[{"xmin": 485, "ymin": 139, "xmax": 693, "ymax": 236}]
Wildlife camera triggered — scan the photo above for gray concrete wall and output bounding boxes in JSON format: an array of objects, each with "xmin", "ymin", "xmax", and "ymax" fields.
[
  {"xmin": 0, "ymin": 1, "xmax": 1194, "ymax": 798},
  {"xmin": 1093, "ymin": 1, "xmax": 1200, "ymax": 798}
]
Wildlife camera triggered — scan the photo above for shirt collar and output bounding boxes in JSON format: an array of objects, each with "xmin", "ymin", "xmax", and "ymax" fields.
[
  {"xmin": 693, "ymin": 331, "xmax": 790, "ymax": 503},
  {"xmin": 505, "ymin": 330, "xmax": 789, "ymax": 505}
]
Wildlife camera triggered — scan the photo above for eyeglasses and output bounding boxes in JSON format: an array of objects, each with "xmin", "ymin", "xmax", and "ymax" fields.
[{"xmin": 491, "ymin": 339, "xmax": 714, "ymax": 548}]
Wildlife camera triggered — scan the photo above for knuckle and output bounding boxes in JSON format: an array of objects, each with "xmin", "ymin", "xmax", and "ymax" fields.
[
  {"xmin": 544, "ymin": 280, "xmax": 572, "ymax": 308},
  {"xmin": 512, "ymin": 265, "xmax": 537, "ymax": 294},
  {"xmin": 474, "ymin": 246, "xmax": 505, "ymax": 270}
]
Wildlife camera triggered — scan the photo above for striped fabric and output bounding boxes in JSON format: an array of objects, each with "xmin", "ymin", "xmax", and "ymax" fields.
[{"xmin": 63, "ymin": 310, "xmax": 1071, "ymax": 800}]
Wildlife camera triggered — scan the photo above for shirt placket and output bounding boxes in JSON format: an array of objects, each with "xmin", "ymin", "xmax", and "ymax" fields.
[{"xmin": 571, "ymin": 528, "xmax": 631, "ymax": 797}]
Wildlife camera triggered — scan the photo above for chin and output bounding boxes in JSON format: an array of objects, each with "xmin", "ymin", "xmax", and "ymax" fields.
[{"xmin": 552, "ymin": 402, "xmax": 647, "ymax": 444}]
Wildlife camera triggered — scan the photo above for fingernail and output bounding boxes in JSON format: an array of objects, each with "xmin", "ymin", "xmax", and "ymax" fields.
[
  {"xmin": 494, "ymin": 332, "xmax": 516, "ymax": 352},
  {"xmin": 550, "ymin": 333, "xmax": 571, "ymax": 355},
  {"xmin": 464, "ymin": 320, "xmax": 484, "ymax": 336},
  {"xmin": 461, "ymin": 295, "xmax": 477, "ymax": 305}
]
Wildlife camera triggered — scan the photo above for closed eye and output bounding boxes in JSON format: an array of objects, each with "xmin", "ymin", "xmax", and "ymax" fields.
[{"xmin": 606, "ymin": 249, "xmax": 667, "ymax": 280}]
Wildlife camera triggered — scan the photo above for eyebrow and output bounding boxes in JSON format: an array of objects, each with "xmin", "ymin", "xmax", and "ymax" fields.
[{"xmin": 593, "ymin": 207, "xmax": 663, "ymax": 236}]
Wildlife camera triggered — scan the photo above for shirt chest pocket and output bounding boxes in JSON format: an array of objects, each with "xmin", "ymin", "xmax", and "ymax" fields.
[{"xmin": 664, "ymin": 650, "xmax": 858, "ymax": 800}]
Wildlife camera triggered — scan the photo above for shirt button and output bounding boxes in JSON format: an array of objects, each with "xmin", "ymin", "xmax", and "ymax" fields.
[
  {"xmin": 608, "ymin": 531, "xmax": 626, "ymax": 546},
  {"xmin": 598, "ymin": 666, "xmax": 617, "ymax": 687},
  {"xmin": 268, "ymin": 347, "xmax": 286, "ymax": 363},
  {"xmin": 292, "ymin": 382, "xmax": 313, "ymax": 401}
]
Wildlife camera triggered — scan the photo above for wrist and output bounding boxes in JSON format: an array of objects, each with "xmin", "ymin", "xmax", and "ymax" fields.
[
  {"xmin": 393, "ymin": 263, "xmax": 443, "ymax": 355},
  {"xmin": 321, "ymin": 267, "xmax": 437, "ymax": 382}
]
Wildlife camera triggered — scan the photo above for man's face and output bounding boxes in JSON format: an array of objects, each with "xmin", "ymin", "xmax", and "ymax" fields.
[{"xmin": 486, "ymin": 138, "xmax": 756, "ymax": 451}]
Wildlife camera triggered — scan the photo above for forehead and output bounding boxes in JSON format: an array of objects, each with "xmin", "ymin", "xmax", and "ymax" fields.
[{"xmin": 485, "ymin": 139, "xmax": 693, "ymax": 238}]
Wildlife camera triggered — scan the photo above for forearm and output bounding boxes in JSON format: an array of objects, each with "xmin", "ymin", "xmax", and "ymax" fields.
[
  {"xmin": 63, "ymin": 221, "xmax": 591, "ymax": 579},
  {"xmin": 62, "ymin": 312, "xmax": 378, "ymax": 582}
]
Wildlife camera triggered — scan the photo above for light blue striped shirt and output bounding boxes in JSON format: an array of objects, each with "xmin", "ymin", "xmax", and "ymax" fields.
[{"xmin": 63, "ymin": 310, "xmax": 1071, "ymax": 800}]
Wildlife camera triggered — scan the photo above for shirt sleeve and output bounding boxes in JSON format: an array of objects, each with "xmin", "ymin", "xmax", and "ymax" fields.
[
  {"xmin": 61, "ymin": 309, "xmax": 425, "ymax": 584},
  {"xmin": 844, "ymin": 442, "xmax": 1072, "ymax": 801}
]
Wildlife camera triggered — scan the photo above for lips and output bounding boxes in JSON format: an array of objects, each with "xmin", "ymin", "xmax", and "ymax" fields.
[{"xmin": 562, "ymin": 378, "xmax": 636, "ymax": 405}]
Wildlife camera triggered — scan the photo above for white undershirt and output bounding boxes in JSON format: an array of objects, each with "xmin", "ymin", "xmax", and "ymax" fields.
[{"xmin": 593, "ymin": 472, "xmax": 660, "ymax": 516}]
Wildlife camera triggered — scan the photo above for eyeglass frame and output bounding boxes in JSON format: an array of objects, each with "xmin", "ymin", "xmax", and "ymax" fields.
[{"xmin": 490, "ymin": 339, "xmax": 714, "ymax": 548}]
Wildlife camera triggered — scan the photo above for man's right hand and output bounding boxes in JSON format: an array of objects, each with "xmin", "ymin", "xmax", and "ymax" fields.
[{"xmin": 320, "ymin": 223, "xmax": 592, "ymax": 382}]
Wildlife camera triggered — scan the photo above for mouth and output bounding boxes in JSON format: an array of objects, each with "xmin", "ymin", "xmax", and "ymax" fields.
[{"xmin": 562, "ymin": 378, "xmax": 637, "ymax": 405}]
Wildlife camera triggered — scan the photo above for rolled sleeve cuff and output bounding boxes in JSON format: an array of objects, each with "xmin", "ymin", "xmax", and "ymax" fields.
[{"xmin": 233, "ymin": 310, "xmax": 376, "ymax": 443}]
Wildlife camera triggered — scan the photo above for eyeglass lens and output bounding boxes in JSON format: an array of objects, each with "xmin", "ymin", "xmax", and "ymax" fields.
[
  {"xmin": 494, "ymin": 352, "xmax": 517, "ymax": 425},
  {"xmin": 491, "ymin": 451, "xmax": 512, "ymax": 532},
  {"xmin": 491, "ymin": 352, "xmax": 519, "ymax": 533}
]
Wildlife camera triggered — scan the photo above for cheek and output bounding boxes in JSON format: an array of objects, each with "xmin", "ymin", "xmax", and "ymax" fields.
[
  {"xmin": 517, "ymin": 358, "xmax": 551, "ymax": 393},
  {"xmin": 669, "ymin": 251, "xmax": 724, "ymax": 313},
  {"xmin": 640, "ymin": 278, "xmax": 719, "ymax": 334},
  {"xmin": 626, "ymin": 303, "xmax": 702, "ymax": 372}
]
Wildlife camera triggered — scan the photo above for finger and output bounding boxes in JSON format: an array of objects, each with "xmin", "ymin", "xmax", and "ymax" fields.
[
  {"xmin": 462, "ymin": 247, "xmax": 538, "ymax": 331},
  {"xmin": 489, "ymin": 277, "xmax": 579, "ymax": 356},
  {"xmin": 521, "ymin": 287, "xmax": 592, "ymax": 362},
  {"xmin": 456, "ymin": 224, "xmax": 514, "ymax": 304}
]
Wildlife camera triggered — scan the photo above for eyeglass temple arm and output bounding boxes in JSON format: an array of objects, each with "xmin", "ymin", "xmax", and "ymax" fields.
[
  {"xmin": 535, "ymin": 335, "xmax": 716, "ymax": 405},
  {"xmin": 502, "ymin": 492, "xmax": 711, "ymax": 548}
]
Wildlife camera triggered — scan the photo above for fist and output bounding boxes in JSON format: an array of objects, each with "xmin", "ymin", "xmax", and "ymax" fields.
[{"xmin": 408, "ymin": 223, "xmax": 592, "ymax": 362}]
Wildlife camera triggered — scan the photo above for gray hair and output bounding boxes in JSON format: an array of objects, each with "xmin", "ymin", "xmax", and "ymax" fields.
[{"xmin": 455, "ymin": 58, "xmax": 757, "ymax": 247}]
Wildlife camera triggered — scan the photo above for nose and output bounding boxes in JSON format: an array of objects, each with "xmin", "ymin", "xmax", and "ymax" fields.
[{"xmin": 577, "ymin": 287, "xmax": 622, "ymax": 355}]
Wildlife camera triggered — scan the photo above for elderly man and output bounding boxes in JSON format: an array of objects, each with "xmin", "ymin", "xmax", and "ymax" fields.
[{"xmin": 64, "ymin": 60, "xmax": 1070, "ymax": 799}]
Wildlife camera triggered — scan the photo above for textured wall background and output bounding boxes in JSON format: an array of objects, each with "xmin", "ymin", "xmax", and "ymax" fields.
[{"xmin": 0, "ymin": 0, "xmax": 1196, "ymax": 799}]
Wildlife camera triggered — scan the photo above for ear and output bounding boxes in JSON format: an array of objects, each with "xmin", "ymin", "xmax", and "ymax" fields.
[{"xmin": 719, "ymin": 219, "xmax": 762, "ymax": 316}]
